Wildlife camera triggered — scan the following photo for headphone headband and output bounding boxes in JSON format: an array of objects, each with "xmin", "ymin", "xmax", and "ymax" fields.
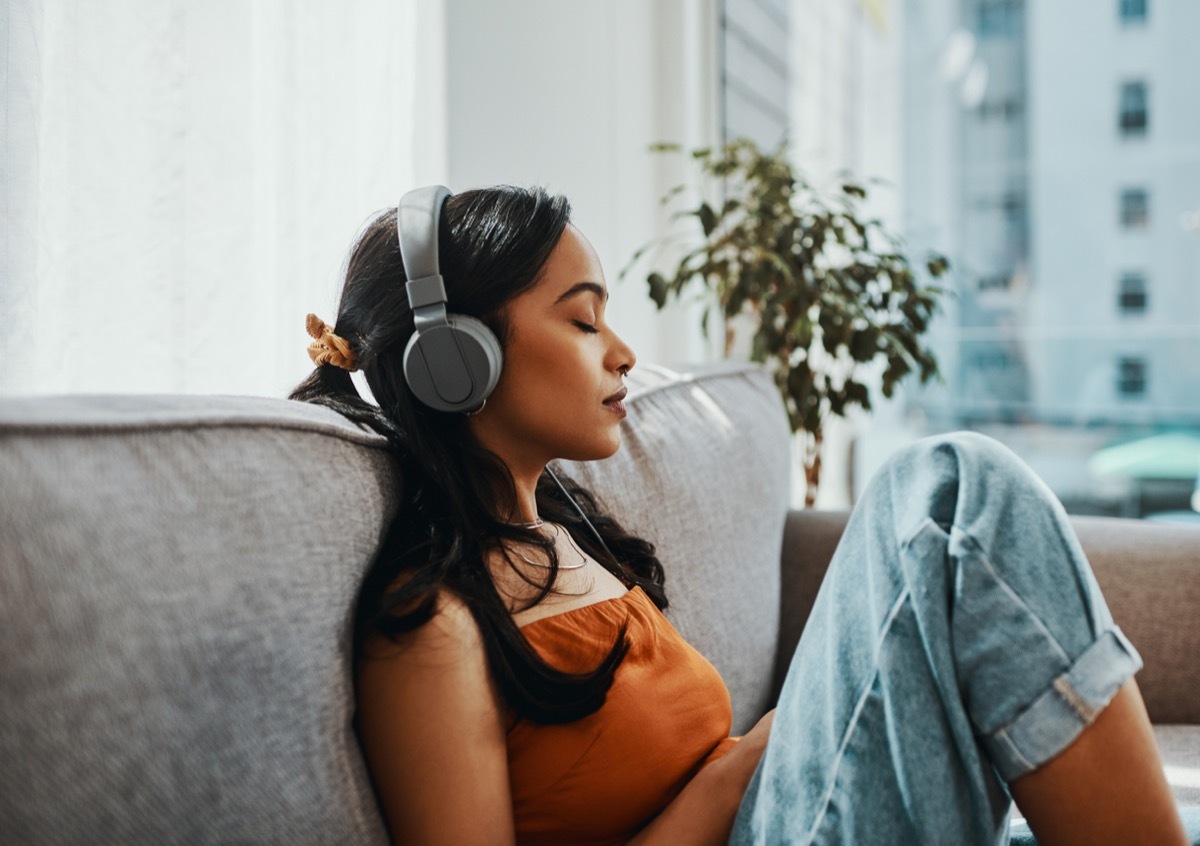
[
  {"xmin": 398, "ymin": 185, "xmax": 451, "ymax": 284},
  {"xmin": 398, "ymin": 185, "xmax": 503, "ymax": 413}
]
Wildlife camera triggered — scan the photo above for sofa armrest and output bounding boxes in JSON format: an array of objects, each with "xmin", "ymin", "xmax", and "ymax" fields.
[{"xmin": 772, "ymin": 510, "xmax": 1200, "ymax": 724}]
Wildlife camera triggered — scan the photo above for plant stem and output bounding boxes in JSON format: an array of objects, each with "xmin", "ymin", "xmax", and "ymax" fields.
[{"xmin": 803, "ymin": 427, "xmax": 823, "ymax": 509}]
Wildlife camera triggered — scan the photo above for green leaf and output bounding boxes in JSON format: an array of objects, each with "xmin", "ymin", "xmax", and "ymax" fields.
[
  {"xmin": 647, "ymin": 272, "xmax": 668, "ymax": 309},
  {"xmin": 698, "ymin": 203, "xmax": 718, "ymax": 237},
  {"xmin": 659, "ymin": 184, "xmax": 687, "ymax": 206},
  {"xmin": 844, "ymin": 380, "xmax": 870, "ymax": 410},
  {"xmin": 926, "ymin": 255, "xmax": 950, "ymax": 276},
  {"xmin": 849, "ymin": 328, "xmax": 879, "ymax": 363},
  {"xmin": 790, "ymin": 319, "xmax": 813, "ymax": 349}
]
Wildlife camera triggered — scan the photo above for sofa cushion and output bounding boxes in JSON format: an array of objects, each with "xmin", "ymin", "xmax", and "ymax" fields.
[
  {"xmin": 1069, "ymin": 516, "xmax": 1200, "ymax": 725},
  {"xmin": 1159, "ymin": 725, "xmax": 1200, "ymax": 807},
  {"xmin": 0, "ymin": 362, "xmax": 792, "ymax": 842},
  {"xmin": 557, "ymin": 362, "xmax": 792, "ymax": 733},
  {"xmin": 0, "ymin": 395, "xmax": 397, "ymax": 845}
]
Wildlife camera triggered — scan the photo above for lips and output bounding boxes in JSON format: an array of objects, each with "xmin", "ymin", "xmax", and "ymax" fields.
[{"xmin": 602, "ymin": 387, "xmax": 628, "ymax": 405}]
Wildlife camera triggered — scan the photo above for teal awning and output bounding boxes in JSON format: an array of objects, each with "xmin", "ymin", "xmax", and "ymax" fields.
[{"xmin": 1089, "ymin": 432, "xmax": 1200, "ymax": 480}]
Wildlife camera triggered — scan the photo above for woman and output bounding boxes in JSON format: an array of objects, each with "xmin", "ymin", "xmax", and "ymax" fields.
[{"xmin": 290, "ymin": 185, "xmax": 1187, "ymax": 845}]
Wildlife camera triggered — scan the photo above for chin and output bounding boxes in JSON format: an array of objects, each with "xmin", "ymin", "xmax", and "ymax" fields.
[{"xmin": 560, "ymin": 433, "xmax": 622, "ymax": 462}]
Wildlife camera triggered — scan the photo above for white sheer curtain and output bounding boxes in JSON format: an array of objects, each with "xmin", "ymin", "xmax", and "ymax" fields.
[{"xmin": 1, "ymin": 0, "xmax": 446, "ymax": 397}]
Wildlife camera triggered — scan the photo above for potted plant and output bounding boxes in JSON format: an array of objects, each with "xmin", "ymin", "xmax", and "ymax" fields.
[{"xmin": 623, "ymin": 137, "xmax": 949, "ymax": 507}]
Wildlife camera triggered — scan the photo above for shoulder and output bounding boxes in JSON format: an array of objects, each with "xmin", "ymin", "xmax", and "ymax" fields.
[
  {"xmin": 356, "ymin": 587, "xmax": 516, "ymax": 845},
  {"xmin": 359, "ymin": 587, "xmax": 485, "ymax": 663}
]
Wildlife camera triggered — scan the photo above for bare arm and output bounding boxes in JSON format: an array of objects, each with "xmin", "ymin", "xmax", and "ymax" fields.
[
  {"xmin": 355, "ymin": 592, "xmax": 516, "ymax": 846},
  {"xmin": 628, "ymin": 709, "xmax": 775, "ymax": 846}
]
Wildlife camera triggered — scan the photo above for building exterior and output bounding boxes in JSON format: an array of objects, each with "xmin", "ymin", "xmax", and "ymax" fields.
[
  {"xmin": 1026, "ymin": 0, "xmax": 1200, "ymax": 428},
  {"xmin": 905, "ymin": 0, "xmax": 1200, "ymax": 430}
]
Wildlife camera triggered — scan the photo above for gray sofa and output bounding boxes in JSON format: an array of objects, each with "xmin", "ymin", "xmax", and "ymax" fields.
[{"xmin": 1, "ymin": 361, "xmax": 1197, "ymax": 844}]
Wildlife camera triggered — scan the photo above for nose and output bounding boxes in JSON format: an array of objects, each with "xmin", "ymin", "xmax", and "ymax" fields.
[{"xmin": 609, "ymin": 329, "xmax": 636, "ymax": 377}]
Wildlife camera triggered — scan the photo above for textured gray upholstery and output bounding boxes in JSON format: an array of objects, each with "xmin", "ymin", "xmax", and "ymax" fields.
[
  {"xmin": 0, "ymin": 362, "xmax": 788, "ymax": 844},
  {"xmin": 2, "ymin": 362, "xmax": 1197, "ymax": 843},
  {"xmin": 0, "ymin": 395, "xmax": 398, "ymax": 845}
]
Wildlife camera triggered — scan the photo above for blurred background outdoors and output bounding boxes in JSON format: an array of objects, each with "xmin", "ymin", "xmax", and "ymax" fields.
[{"xmin": 2, "ymin": 0, "xmax": 1198, "ymax": 518}]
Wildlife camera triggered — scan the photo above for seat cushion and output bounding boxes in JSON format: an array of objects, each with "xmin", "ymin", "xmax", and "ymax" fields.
[{"xmin": 1159, "ymin": 725, "xmax": 1200, "ymax": 807}]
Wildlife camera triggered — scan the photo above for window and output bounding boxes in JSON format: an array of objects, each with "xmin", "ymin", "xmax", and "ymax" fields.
[
  {"xmin": 1119, "ymin": 188, "xmax": 1149, "ymax": 228},
  {"xmin": 1118, "ymin": 273, "xmax": 1148, "ymax": 313},
  {"xmin": 977, "ymin": 0, "xmax": 1019, "ymax": 38},
  {"xmin": 1120, "ymin": 0, "xmax": 1148, "ymax": 24},
  {"xmin": 1117, "ymin": 357, "xmax": 1147, "ymax": 396},
  {"xmin": 1001, "ymin": 192, "xmax": 1025, "ymax": 221},
  {"xmin": 1119, "ymin": 81, "xmax": 1148, "ymax": 136},
  {"xmin": 978, "ymin": 98, "xmax": 1023, "ymax": 121},
  {"xmin": 972, "ymin": 349, "xmax": 1013, "ymax": 370}
]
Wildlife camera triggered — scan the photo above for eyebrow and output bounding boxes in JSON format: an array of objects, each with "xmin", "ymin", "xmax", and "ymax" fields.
[{"xmin": 554, "ymin": 281, "xmax": 609, "ymax": 305}]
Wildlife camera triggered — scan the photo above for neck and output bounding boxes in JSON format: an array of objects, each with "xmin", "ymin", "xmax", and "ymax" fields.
[
  {"xmin": 504, "ymin": 463, "xmax": 544, "ymax": 525},
  {"xmin": 466, "ymin": 416, "xmax": 548, "ymax": 526}
]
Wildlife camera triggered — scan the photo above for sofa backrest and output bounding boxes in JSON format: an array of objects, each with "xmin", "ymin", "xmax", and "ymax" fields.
[
  {"xmin": 0, "ymin": 395, "xmax": 398, "ymax": 845},
  {"xmin": 0, "ymin": 362, "xmax": 791, "ymax": 844}
]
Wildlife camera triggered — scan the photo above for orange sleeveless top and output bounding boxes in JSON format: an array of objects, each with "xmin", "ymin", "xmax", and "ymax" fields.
[{"xmin": 508, "ymin": 586, "xmax": 739, "ymax": 845}]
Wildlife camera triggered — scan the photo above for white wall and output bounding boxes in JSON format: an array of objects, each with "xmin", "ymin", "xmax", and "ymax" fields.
[{"xmin": 442, "ymin": 0, "xmax": 722, "ymax": 368}]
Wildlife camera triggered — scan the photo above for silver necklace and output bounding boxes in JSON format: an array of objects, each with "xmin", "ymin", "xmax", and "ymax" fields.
[
  {"xmin": 510, "ymin": 523, "xmax": 589, "ymax": 571},
  {"xmin": 507, "ymin": 517, "xmax": 544, "ymax": 529}
]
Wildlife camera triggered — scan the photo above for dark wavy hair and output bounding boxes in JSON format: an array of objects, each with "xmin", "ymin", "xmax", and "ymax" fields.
[{"xmin": 289, "ymin": 185, "xmax": 667, "ymax": 723}]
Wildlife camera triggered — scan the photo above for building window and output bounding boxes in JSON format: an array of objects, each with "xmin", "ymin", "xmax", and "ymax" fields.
[
  {"xmin": 1119, "ymin": 81, "xmax": 1148, "ymax": 136},
  {"xmin": 972, "ymin": 349, "xmax": 1012, "ymax": 370},
  {"xmin": 1118, "ymin": 357, "xmax": 1147, "ymax": 396},
  {"xmin": 978, "ymin": 98, "xmax": 1023, "ymax": 121},
  {"xmin": 1119, "ymin": 188, "xmax": 1149, "ymax": 228},
  {"xmin": 978, "ymin": 274, "xmax": 1012, "ymax": 292},
  {"xmin": 977, "ymin": 0, "xmax": 1019, "ymax": 37},
  {"xmin": 1118, "ymin": 273, "xmax": 1148, "ymax": 313},
  {"xmin": 1001, "ymin": 192, "xmax": 1025, "ymax": 221},
  {"xmin": 1120, "ymin": 0, "xmax": 1148, "ymax": 24}
]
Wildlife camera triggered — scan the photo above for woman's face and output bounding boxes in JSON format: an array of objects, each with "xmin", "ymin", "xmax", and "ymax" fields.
[{"xmin": 468, "ymin": 224, "xmax": 636, "ymax": 472}]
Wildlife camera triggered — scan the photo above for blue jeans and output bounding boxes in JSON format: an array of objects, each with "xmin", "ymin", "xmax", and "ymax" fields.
[{"xmin": 729, "ymin": 432, "xmax": 1144, "ymax": 845}]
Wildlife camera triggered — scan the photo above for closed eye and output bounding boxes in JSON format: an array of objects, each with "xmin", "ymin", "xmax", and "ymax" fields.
[{"xmin": 572, "ymin": 320, "xmax": 599, "ymax": 334}]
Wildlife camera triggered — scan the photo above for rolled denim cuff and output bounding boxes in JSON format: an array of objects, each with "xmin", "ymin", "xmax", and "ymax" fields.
[{"xmin": 982, "ymin": 626, "xmax": 1143, "ymax": 782}]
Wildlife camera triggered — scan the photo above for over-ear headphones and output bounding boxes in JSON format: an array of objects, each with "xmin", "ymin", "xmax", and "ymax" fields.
[
  {"xmin": 398, "ymin": 185, "xmax": 503, "ymax": 414},
  {"xmin": 398, "ymin": 186, "xmax": 619, "ymax": 565}
]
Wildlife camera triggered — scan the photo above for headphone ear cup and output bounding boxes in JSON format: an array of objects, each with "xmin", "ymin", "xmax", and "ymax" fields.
[{"xmin": 403, "ymin": 314, "xmax": 503, "ymax": 413}]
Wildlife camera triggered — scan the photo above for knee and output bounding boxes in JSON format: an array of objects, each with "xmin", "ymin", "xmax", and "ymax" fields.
[
  {"xmin": 889, "ymin": 431, "xmax": 1035, "ymax": 487},
  {"xmin": 872, "ymin": 431, "xmax": 1057, "ymax": 535}
]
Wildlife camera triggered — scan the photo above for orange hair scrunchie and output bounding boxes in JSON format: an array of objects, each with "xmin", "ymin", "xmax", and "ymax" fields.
[{"xmin": 305, "ymin": 313, "xmax": 359, "ymax": 372}]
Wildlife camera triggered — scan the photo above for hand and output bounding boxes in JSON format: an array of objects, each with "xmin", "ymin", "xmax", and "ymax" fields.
[
  {"xmin": 626, "ymin": 709, "xmax": 777, "ymax": 846},
  {"xmin": 719, "ymin": 708, "xmax": 775, "ymax": 795}
]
